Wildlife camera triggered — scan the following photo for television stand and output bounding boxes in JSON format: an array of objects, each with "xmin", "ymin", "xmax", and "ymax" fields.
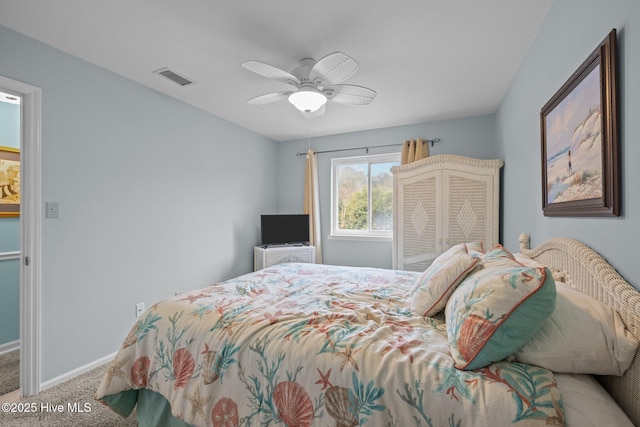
[
  {"xmin": 254, "ymin": 245, "xmax": 315, "ymax": 271},
  {"xmin": 261, "ymin": 242, "xmax": 309, "ymax": 249}
]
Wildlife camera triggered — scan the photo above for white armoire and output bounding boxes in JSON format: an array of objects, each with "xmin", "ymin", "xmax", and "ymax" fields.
[{"xmin": 392, "ymin": 155, "xmax": 504, "ymax": 271}]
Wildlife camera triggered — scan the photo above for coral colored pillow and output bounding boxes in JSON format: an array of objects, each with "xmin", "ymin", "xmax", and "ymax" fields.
[
  {"xmin": 410, "ymin": 243, "xmax": 479, "ymax": 317},
  {"xmin": 446, "ymin": 246, "xmax": 557, "ymax": 370}
]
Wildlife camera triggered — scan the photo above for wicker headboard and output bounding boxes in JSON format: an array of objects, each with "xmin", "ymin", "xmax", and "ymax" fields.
[{"xmin": 518, "ymin": 233, "xmax": 640, "ymax": 426}]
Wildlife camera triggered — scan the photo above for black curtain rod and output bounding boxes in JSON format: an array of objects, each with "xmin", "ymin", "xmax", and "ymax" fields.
[{"xmin": 295, "ymin": 138, "xmax": 441, "ymax": 157}]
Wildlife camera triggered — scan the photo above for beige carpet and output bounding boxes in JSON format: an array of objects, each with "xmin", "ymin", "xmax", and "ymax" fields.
[
  {"xmin": 0, "ymin": 350, "xmax": 19, "ymax": 396},
  {"xmin": 1, "ymin": 362, "xmax": 138, "ymax": 427}
]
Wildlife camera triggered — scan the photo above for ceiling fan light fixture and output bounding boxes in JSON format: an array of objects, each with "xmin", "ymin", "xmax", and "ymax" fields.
[
  {"xmin": 244, "ymin": 52, "xmax": 374, "ymax": 116},
  {"xmin": 288, "ymin": 89, "xmax": 327, "ymax": 113}
]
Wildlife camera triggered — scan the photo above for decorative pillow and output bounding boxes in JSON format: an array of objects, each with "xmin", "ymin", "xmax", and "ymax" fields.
[
  {"xmin": 513, "ymin": 252, "xmax": 544, "ymax": 268},
  {"xmin": 410, "ymin": 243, "xmax": 479, "ymax": 317},
  {"xmin": 465, "ymin": 241, "xmax": 485, "ymax": 258},
  {"xmin": 481, "ymin": 244, "xmax": 518, "ymax": 264},
  {"xmin": 514, "ymin": 281, "xmax": 639, "ymax": 375},
  {"xmin": 446, "ymin": 246, "xmax": 557, "ymax": 370}
]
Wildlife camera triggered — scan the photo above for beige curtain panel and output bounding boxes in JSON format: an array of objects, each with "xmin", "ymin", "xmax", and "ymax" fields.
[
  {"xmin": 401, "ymin": 139, "xmax": 429, "ymax": 165},
  {"xmin": 304, "ymin": 149, "xmax": 323, "ymax": 263}
]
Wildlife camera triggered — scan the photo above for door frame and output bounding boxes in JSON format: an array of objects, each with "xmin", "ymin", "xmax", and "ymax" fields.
[{"xmin": 0, "ymin": 75, "xmax": 42, "ymax": 396}]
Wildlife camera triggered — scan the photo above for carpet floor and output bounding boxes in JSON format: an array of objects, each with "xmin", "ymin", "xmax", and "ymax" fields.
[
  {"xmin": 0, "ymin": 350, "xmax": 19, "ymax": 396},
  {"xmin": 0, "ymin": 362, "xmax": 138, "ymax": 427}
]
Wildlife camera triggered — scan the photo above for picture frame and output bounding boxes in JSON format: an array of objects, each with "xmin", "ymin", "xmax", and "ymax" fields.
[
  {"xmin": 540, "ymin": 29, "xmax": 619, "ymax": 217},
  {"xmin": 0, "ymin": 146, "xmax": 20, "ymax": 217}
]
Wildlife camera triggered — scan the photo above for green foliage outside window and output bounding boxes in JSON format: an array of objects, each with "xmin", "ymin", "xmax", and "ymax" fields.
[{"xmin": 337, "ymin": 161, "xmax": 395, "ymax": 231}]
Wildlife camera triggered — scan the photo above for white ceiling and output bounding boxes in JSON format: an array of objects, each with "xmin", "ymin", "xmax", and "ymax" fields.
[{"xmin": 0, "ymin": 0, "xmax": 552, "ymax": 142}]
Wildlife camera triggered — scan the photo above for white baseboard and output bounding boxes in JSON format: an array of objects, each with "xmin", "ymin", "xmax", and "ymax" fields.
[
  {"xmin": 40, "ymin": 352, "xmax": 118, "ymax": 392},
  {"xmin": 0, "ymin": 340, "xmax": 19, "ymax": 355}
]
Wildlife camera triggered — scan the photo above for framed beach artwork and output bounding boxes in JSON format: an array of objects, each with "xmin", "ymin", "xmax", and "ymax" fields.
[
  {"xmin": 0, "ymin": 146, "xmax": 20, "ymax": 217},
  {"xmin": 540, "ymin": 29, "xmax": 619, "ymax": 217}
]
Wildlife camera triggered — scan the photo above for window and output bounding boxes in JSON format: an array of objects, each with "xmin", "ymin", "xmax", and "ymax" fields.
[{"xmin": 330, "ymin": 153, "xmax": 400, "ymax": 241}]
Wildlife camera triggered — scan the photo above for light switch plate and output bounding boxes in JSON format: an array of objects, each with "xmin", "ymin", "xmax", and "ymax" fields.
[{"xmin": 45, "ymin": 202, "xmax": 59, "ymax": 218}]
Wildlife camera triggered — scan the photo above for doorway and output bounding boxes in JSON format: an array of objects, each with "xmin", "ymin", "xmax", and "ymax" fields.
[
  {"xmin": 0, "ymin": 75, "xmax": 42, "ymax": 397},
  {"xmin": 0, "ymin": 90, "xmax": 21, "ymax": 397}
]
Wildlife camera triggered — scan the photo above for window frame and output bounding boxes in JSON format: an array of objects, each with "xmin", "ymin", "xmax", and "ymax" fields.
[{"xmin": 329, "ymin": 152, "xmax": 400, "ymax": 242}]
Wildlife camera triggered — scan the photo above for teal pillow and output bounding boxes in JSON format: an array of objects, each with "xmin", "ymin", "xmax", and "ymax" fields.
[{"xmin": 445, "ymin": 246, "xmax": 556, "ymax": 370}]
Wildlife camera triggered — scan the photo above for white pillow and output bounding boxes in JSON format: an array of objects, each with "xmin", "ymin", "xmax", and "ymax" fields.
[
  {"xmin": 514, "ymin": 281, "xmax": 639, "ymax": 375},
  {"xmin": 410, "ymin": 243, "xmax": 479, "ymax": 317},
  {"xmin": 555, "ymin": 373, "xmax": 635, "ymax": 427}
]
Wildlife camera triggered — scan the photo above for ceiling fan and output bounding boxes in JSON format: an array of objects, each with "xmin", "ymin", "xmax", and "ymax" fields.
[{"xmin": 242, "ymin": 52, "xmax": 376, "ymax": 118}]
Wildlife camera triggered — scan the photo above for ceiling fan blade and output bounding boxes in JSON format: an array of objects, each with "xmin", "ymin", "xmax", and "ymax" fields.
[
  {"xmin": 310, "ymin": 52, "xmax": 359, "ymax": 85},
  {"xmin": 242, "ymin": 61, "xmax": 300, "ymax": 87},
  {"xmin": 247, "ymin": 92, "xmax": 290, "ymax": 105},
  {"xmin": 301, "ymin": 104, "xmax": 326, "ymax": 119},
  {"xmin": 326, "ymin": 85, "xmax": 376, "ymax": 105}
]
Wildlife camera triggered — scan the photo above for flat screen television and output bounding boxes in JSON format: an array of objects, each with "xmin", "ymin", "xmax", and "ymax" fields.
[{"xmin": 260, "ymin": 214, "xmax": 310, "ymax": 247}]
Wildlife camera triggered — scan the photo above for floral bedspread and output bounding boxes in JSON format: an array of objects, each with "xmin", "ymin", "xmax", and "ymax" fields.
[{"xmin": 96, "ymin": 263, "xmax": 564, "ymax": 426}]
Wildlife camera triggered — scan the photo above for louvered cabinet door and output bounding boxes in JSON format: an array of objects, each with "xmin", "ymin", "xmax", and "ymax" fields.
[
  {"xmin": 393, "ymin": 169, "xmax": 441, "ymax": 272},
  {"xmin": 442, "ymin": 169, "xmax": 499, "ymax": 252},
  {"xmin": 392, "ymin": 156, "xmax": 503, "ymax": 272}
]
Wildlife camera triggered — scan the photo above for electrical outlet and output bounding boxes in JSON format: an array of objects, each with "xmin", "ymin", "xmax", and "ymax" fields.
[{"xmin": 135, "ymin": 302, "xmax": 145, "ymax": 317}]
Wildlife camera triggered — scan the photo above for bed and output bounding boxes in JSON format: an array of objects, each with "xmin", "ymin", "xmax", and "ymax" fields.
[{"xmin": 95, "ymin": 235, "xmax": 640, "ymax": 427}]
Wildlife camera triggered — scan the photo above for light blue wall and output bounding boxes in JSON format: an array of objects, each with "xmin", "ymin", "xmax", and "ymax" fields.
[
  {"xmin": 0, "ymin": 100, "xmax": 20, "ymax": 346},
  {"xmin": 0, "ymin": 259, "xmax": 19, "ymax": 345},
  {"xmin": 0, "ymin": 101, "xmax": 20, "ymax": 147},
  {"xmin": 496, "ymin": 0, "xmax": 640, "ymax": 290},
  {"xmin": 0, "ymin": 24, "xmax": 279, "ymax": 381},
  {"xmin": 277, "ymin": 114, "xmax": 498, "ymax": 268}
]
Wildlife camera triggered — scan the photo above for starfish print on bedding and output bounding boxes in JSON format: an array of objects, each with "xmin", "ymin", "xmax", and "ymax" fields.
[
  {"xmin": 184, "ymin": 386, "xmax": 212, "ymax": 424},
  {"xmin": 381, "ymin": 336, "xmax": 422, "ymax": 363},
  {"xmin": 289, "ymin": 314, "xmax": 338, "ymax": 343},
  {"xmin": 180, "ymin": 293, "xmax": 210, "ymax": 304},
  {"xmin": 432, "ymin": 363, "xmax": 476, "ymax": 403},
  {"xmin": 210, "ymin": 305, "xmax": 249, "ymax": 336},
  {"xmin": 190, "ymin": 303, "xmax": 214, "ymax": 319},
  {"xmin": 253, "ymin": 310, "xmax": 284, "ymax": 325},
  {"xmin": 104, "ymin": 355, "xmax": 131, "ymax": 389},
  {"xmin": 315, "ymin": 368, "xmax": 334, "ymax": 390},
  {"xmin": 213, "ymin": 298, "xmax": 238, "ymax": 317},
  {"xmin": 336, "ymin": 345, "xmax": 361, "ymax": 371}
]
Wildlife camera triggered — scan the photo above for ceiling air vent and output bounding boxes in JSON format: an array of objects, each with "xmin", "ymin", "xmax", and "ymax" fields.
[{"xmin": 153, "ymin": 67, "xmax": 195, "ymax": 87}]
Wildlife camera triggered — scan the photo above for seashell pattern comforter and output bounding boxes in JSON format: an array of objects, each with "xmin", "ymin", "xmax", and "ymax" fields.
[{"xmin": 96, "ymin": 262, "xmax": 564, "ymax": 426}]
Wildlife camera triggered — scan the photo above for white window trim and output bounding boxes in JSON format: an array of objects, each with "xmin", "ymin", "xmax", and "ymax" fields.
[{"xmin": 330, "ymin": 152, "xmax": 400, "ymax": 241}]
